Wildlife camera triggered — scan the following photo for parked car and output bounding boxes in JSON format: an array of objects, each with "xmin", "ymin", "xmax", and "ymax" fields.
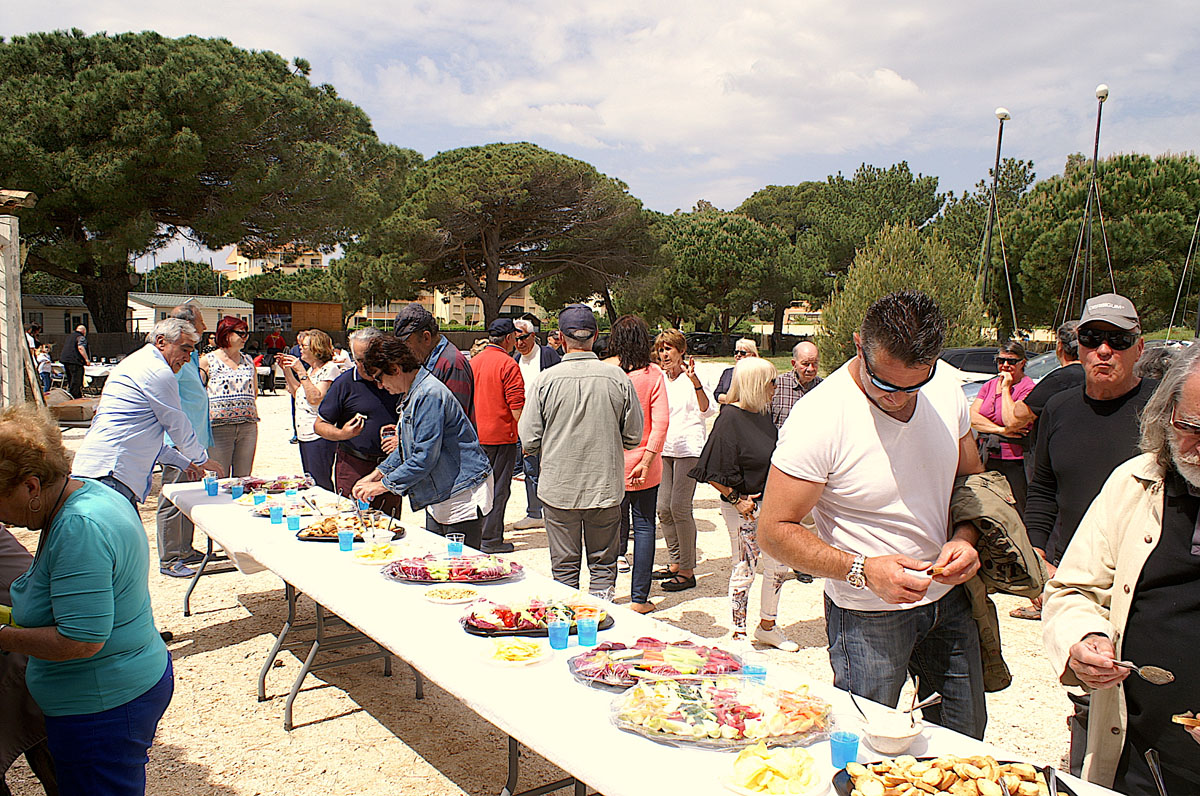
[{"xmin": 683, "ymin": 332, "xmax": 723, "ymax": 355}]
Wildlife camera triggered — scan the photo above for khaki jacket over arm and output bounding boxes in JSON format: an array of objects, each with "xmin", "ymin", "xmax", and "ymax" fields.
[{"xmin": 1041, "ymin": 452, "xmax": 1165, "ymax": 789}]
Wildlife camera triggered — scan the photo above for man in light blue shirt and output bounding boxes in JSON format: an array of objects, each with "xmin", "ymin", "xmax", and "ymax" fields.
[
  {"xmin": 156, "ymin": 305, "xmax": 214, "ymax": 577},
  {"xmin": 72, "ymin": 318, "xmax": 219, "ymax": 507}
]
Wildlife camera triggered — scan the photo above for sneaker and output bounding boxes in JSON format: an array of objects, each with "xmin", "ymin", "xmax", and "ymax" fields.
[
  {"xmin": 289, "ymin": 436, "xmax": 300, "ymax": 444},
  {"xmin": 754, "ymin": 625, "xmax": 800, "ymax": 653},
  {"xmin": 617, "ymin": 556, "xmax": 631, "ymax": 573},
  {"xmin": 181, "ymin": 550, "xmax": 207, "ymax": 565},
  {"xmin": 481, "ymin": 541, "xmax": 515, "ymax": 554},
  {"xmin": 160, "ymin": 560, "xmax": 196, "ymax": 578},
  {"xmin": 511, "ymin": 515, "xmax": 544, "ymax": 530},
  {"xmin": 513, "ymin": 471, "xmax": 525, "ymax": 482}
]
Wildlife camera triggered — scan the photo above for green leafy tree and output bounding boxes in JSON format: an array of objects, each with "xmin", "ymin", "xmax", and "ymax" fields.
[
  {"xmin": 819, "ymin": 225, "xmax": 986, "ymax": 367},
  {"xmin": 797, "ymin": 163, "xmax": 945, "ymax": 301},
  {"xmin": 932, "ymin": 159, "xmax": 1036, "ymax": 337},
  {"xmin": 227, "ymin": 267, "xmax": 345, "ymax": 307},
  {"xmin": 0, "ymin": 29, "xmax": 413, "ymax": 330},
  {"xmin": 345, "ymin": 142, "xmax": 656, "ymax": 326},
  {"xmin": 660, "ymin": 206, "xmax": 789, "ymax": 340},
  {"xmin": 1007, "ymin": 153, "xmax": 1200, "ymax": 330},
  {"xmin": 139, "ymin": 260, "xmax": 223, "ymax": 295}
]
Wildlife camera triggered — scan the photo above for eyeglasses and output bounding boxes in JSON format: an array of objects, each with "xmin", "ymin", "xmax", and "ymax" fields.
[
  {"xmin": 733, "ymin": 350, "xmax": 752, "ymax": 358},
  {"xmin": 516, "ymin": 333, "xmax": 534, "ymax": 341},
  {"xmin": 1170, "ymin": 406, "xmax": 1200, "ymax": 437},
  {"xmin": 232, "ymin": 329, "xmax": 250, "ymax": 338},
  {"xmin": 861, "ymin": 351, "xmax": 937, "ymax": 394},
  {"xmin": 367, "ymin": 369, "xmax": 384, "ymax": 386},
  {"xmin": 1078, "ymin": 327, "xmax": 1137, "ymax": 351},
  {"xmin": 995, "ymin": 356, "xmax": 1022, "ymax": 365}
]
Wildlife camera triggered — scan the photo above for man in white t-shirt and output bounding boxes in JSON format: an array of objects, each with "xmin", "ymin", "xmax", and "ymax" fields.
[
  {"xmin": 510, "ymin": 316, "xmax": 561, "ymax": 530},
  {"xmin": 758, "ymin": 290, "xmax": 988, "ymax": 739}
]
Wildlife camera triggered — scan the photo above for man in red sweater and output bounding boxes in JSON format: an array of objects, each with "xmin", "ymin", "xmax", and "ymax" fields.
[{"xmin": 472, "ymin": 318, "xmax": 526, "ymax": 553}]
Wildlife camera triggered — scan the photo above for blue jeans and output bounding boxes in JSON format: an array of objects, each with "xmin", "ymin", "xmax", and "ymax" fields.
[
  {"xmin": 824, "ymin": 586, "xmax": 986, "ymax": 739},
  {"xmin": 40, "ymin": 372, "xmax": 52, "ymax": 392},
  {"xmin": 621, "ymin": 486, "xmax": 658, "ymax": 603},
  {"xmin": 97, "ymin": 474, "xmax": 139, "ymax": 506},
  {"xmin": 44, "ymin": 655, "xmax": 174, "ymax": 796},
  {"xmin": 522, "ymin": 453, "xmax": 543, "ymax": 519}
]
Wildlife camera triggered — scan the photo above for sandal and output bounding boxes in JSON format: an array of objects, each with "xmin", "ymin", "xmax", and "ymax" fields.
[
  {"xmin": 660, "ymin": 573, "xmax": 696, "ymax": 592},
  {"xmin": 651, "ymin": 567, "xmax": 678, "ymax": 580},
  {"xmin": 1009, "ymin": 604, "xmax": 1042, "ymax": 620}
]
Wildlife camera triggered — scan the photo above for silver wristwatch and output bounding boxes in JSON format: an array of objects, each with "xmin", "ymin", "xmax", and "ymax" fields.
[{"xmin": 846, "ymin": 554, "xmax": 867, "ymax": 590}]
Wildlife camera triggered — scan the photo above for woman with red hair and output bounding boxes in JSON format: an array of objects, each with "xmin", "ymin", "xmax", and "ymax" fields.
[{"xmin": 199, "ymin": 316, "xmax": 259, "ymax": 477}]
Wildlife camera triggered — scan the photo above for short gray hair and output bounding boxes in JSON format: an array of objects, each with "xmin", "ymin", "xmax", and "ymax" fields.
[
  {"xmin": 169, "ymin": 304, "xmax": 201, "ymax": 325},
  {"xmin": 1140, "ymin": 342, "xmax": 1200, "ymax": 469},
  {"xmin": 514, "ymin": 319, "xmax": 536, "ymax": 335},
  {"xmin": 349, "ymin": 326, "xmax": 385, "ymax": 344},
  {"xmin": 148, "ymin": 317, "xmax": 198, "ymax": 345}
]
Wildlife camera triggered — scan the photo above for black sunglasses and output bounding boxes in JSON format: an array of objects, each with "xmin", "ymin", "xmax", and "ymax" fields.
[
  {"xmin": 516, "ymin": 333, "xmax": 534, "ymax": 341},
  {"xmin": 862, "ymin": 351, "xmax": 937, "ymax": 394},
  {"xmin": 995, "ymin": 356, "xmax": 1022, "ymax": 365},
  {"xmin": 232, "ymin": 329, "xmax": 250, "ymax": 338},
  {"xmin": 1078, "ymin": 327, "xmax": 1137, "ymax": 351}
]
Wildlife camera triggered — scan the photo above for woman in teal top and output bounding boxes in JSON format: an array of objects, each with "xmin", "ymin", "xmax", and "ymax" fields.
[{"xmin": 0, "ymin": 406, "xmax": 172, "ymax": 796}]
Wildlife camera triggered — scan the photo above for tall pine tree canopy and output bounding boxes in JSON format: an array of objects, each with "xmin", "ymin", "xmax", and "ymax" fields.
[{"xmin": 0, "ymin": 29, "xmax": 413, "ymax": 330}]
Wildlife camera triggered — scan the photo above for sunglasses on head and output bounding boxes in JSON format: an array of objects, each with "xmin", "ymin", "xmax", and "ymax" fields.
[
  {"xmin": 1078, "ymin": 327, "xmax": 1137, "ymax": 351},
  {"xmin": 861, "ymin": 350, "xmax": 937, "ymax": 394},
  {"xmin": 995, "ymin": 355, "xmax": 1022, "ymax": 365},
  {"xmin": 1170, "ymin": 406, "xmax": 1200, "ymax": 437}
]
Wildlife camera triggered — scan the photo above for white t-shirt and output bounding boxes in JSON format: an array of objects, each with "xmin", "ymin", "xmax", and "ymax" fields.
[
  {"xmin": 427, "ymin": 472, "xmax": 495, "ymax": 526},
  {"xmin": 295, "ymin": 362, "xmax": 342, "ymax": 442},
  {"xmin": 772, "ymin": 361, "xmax": 970, "ymax": 612},
  {"xmin": 517, "ymin": 347, "xmax": 542, "ymax": 404},
  {"xmin": 36, "ymin": 352, "xmax": 52, "ymax": 374},
  {"xmin": 661, "ymin": 369, "xmax": 716, "ymax": 459}
]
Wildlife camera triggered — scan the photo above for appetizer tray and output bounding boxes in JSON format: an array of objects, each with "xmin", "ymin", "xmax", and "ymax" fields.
[
  {"xmin": 568, "ymin": 638, "xmax": 743, "ymax": 691},
  {"xmin": 382, "ymin": 554, "xmax": 523, "ymax": 584},
  {"xmin": 461, "ymin": 596, "xmax": 612, "ymax": 637},
  {"xmin": 223, "ymin": 475, "xmax": 315, "ymax": 494},
  {"xmin": 833, "ymin": 756, "xmax": 1073, "ymax": 796},
  {"xmin": 611, "ymin": 677, "xmax": 830, "ymax": 750}
]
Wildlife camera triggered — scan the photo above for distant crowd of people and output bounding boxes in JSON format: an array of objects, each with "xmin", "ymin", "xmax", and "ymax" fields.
[{"xmin": 2, "ymin": 288, "xmax": 1199, "ymax": 796}]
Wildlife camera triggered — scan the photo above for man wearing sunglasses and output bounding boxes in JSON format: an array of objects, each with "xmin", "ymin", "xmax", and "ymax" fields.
[
  {"xmin": 758, "ymin": 290, "xmax": 988, "ymax": 739},
  {"xmin": 1024, "ymin": 292, "xmax": 1154, "ymax": 775},
  {"xmin": 511, "ymin": 317, "xmax": 561, "ymax": 530}
]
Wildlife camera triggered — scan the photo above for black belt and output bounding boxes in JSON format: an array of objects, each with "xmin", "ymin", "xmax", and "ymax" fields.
[{"xmin": 337, "ymin": 444, "xmax": 385, "ymax": 465}]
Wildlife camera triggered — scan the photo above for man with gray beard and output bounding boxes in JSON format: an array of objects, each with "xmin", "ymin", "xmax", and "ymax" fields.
[{"xmin": 1043, "ymin": 343, "xmax": 1200, "ymax": 794}]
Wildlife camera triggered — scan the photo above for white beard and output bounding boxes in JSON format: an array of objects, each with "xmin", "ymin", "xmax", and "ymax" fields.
[{"xmin": 1168, "ymin": 433, "xmax": 1200, "ymax": 489}]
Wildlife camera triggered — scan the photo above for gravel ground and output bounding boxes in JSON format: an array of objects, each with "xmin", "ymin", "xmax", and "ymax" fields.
[{"xmin": 7, "ymin": 382, "xmax": 1074, "ymax": 795}]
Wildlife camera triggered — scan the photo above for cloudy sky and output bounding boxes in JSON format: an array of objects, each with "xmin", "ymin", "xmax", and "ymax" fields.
[{"xmin": 8, "ymin": 2, "xmax": 1199, "ymax": 266}]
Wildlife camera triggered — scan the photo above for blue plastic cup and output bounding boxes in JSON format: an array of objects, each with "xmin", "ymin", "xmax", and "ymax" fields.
[
  {"xmin": 253, "ymin": 492, "xmax": 267, "ymax": 505},
  {"xmin": 547, "ymin": 620, "xmax": 569, "ymax": 650},
  {"xmin": 270, "ymin": 505, "xmax": 283, "ymax": 524},
  {"xmin": 446, "ymin": 533, "xmax": 465, "ymax": 556},
  {"xmin": 337, "ymin": 530, "xmax": 354, "ymax": 552},
  {"xmin": 287, "ymin": 514, "xmax": 300, "ymax": 531},
  {"xmin": 205, "ymin": 479, "xmax": 218, "ymax": 497},
  {"xmin": 357, "ymin": 499, "xmax": 370, "ymax": 511},
  {"xmin": 576, "ymin": 617, "xmax": 598, "ymax": 647},
  {"xmin": 829, "ymin": 714, "xmax": 860, "ymax": 769},
  {"xmin": 742, "ymin": 653, "xmax": 768, "ymax": 685},
  {"xmin": 231, "ymin": 484, "xmax": 244, "ymax": 499}
]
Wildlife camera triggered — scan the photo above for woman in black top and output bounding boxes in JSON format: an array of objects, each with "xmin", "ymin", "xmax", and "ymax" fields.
[{"xmin": 690, "ymin": 358, "xmax": 798, "ymax": 652}]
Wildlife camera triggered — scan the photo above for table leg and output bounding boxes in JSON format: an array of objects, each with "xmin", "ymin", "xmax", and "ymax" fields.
[
  {"xmin": 284, "ymin": 602, "xmax": 326, "ymax": 732},
  {"xmin": 499, "ymin": 736, "xmax": 578, "ymax": 796},
  {"xmin": 259, "ymin": 582, "xmax": 299, "ymax": 701},
  {"xmin": 182, "ymin": 537, "xmax": 214, "ymax": 617},
  {"xmin": 412, "ymin": 665, "xmax": 423, "ymax": 700}
]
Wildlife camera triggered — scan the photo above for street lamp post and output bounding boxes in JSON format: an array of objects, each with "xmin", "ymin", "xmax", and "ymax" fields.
[
  {"xmin": 979, "ymin": 107, "xmax": 1011, "ymax": 300},
  {"xmin": 1082, "ymin": 84, "xmax": 1108, "ymax": 312}
]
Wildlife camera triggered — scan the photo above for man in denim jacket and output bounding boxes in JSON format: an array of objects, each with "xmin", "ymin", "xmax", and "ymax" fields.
[{"xmin": 351, "ymin": 337, "xmax": 493, "ymax": 549}]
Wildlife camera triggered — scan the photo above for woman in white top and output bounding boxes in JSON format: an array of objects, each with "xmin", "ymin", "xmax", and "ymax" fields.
[
  {"xmin": 200, "ymin": 316, "xmax": 259, "ymax": 477},
  {"xmin": 652, "ymin": 330, "xmax": 716, "ymax": 592},
  {"xmin": 282, "ymin": 329, "xmax": 341, "ymax": 491}
]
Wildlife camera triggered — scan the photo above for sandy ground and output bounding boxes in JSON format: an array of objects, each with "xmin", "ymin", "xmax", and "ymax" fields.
[{"xmin": 8, "ymin": 376, "xmax": 1075, "ymax": 796}]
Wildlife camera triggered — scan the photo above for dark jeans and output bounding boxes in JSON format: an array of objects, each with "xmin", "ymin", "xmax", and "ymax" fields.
[
  {"xmin": 43, "ymin": 656, "xmax": 173, "ymax": 796},
  {"xmin": 425, "ymin": 512, "xmax": 483, "ymax": 552},
  {"xmin": 39, "ymin": 372, "xmax": 52, "ymax": 393},
  {"xmin": 987, "ymin": 456, "xmax": 1028, "ymax": 518},
  {"xmin": 97, "ymin": 475, "xmax": 139, "ymax": 507},
  {"xmin": 522, "ymin": 453, "xmax": 543, "ymax": 519},
  {"xmin": 480, "ymin": 443, "xmax": 520, "ymax": 547},
  {"xmin": 621, "ymin": 487, "xmax": 658, "ymax": 603},
  {"xmin": 824, "ymin": 586, "xmax": 987, "ymax": 739},
  {"xmin": 298, "ymin": 437, "xmax": 337, "ymax": 492},
  {"xmin": 64, "ymin": 362, "xmax": 84, "ymax": 399}
]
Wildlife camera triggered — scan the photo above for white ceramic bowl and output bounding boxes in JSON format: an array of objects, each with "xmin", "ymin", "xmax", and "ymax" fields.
[{"xmin": 863, "ymin": 717, "xmax": 924, "ymax": 755}]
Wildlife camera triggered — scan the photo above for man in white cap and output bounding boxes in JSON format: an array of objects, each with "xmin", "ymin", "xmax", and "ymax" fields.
[
  {"xmin": 1025, "ymin": 292, "xmax": 1154, "ymax": 775},
  {"xmin": 518, "ymin": 305, "xmax": 643, "ymax": 599}
]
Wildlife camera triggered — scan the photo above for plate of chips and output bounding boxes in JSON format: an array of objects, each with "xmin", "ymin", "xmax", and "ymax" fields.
[{"xmin": 484, "ymin": 638, "xmax": 552, "ymax": 667}]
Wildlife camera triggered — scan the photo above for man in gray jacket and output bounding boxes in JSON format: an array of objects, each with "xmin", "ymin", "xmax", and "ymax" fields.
[{"xmin": 518, "ymin": 305, "xmax": 643, "ymax": 600}]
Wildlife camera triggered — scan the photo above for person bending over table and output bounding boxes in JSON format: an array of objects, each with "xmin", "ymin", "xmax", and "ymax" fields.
[
  {"xmin": 351, "ymin": 336, "xmax": 494, "ymax": 550},
  {"xmin": 0, "ymin": 406, "xmax": 173, "ymax": 796}
]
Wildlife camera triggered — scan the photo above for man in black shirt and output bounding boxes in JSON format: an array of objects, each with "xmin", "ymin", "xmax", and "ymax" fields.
[
  {"xmin": 59, "ymin": 324, "xmax": 91, "ymax": 399},
  {"xmin": 1043, "ymin": 345, "xmax": 1200, "ymax": 793},
  {"xmin": 1025, "ymin": 293, "xmax": 1154, "ymax": 775}
]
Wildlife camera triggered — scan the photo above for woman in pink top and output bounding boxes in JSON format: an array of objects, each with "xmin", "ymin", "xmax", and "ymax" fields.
[
  {"xmin": 969, "ymin": 341, "xmax": 1035, "ymax": 516},
  {"xmin": 605, "ymin": 316, "xmax": 669, "ymax": 614}
]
